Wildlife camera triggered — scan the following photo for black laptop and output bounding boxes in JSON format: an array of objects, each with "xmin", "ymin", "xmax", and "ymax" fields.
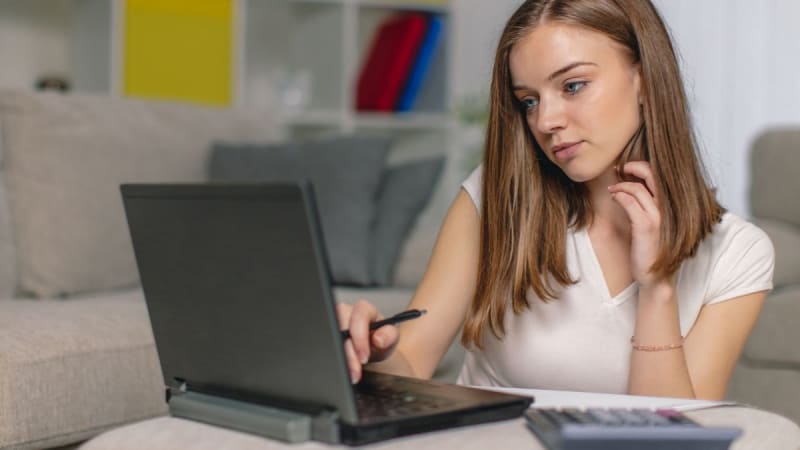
[{"xmin": 120, "ymin": 181, "xmax": 532, "ymax": 445}]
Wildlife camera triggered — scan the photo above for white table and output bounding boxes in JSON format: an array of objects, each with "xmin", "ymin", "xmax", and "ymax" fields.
[{"xmin": 80, "ymin": 405, "xmax": 800, "ymax": 450}]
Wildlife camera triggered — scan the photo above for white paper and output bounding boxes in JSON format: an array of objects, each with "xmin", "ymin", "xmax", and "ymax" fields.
[{"xmin": 477, "ymin": 386, "xmax": 739, "ymax": 411}]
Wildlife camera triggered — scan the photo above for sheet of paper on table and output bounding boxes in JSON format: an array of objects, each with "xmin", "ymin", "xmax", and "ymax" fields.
[{"xmin": 478, "ymin": 386, "xmax": 740, "ymax": 412}]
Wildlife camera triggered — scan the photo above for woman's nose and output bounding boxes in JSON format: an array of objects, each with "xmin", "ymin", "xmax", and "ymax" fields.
[{"xmin": 534, "ymin": 98, "xmax": 567, "ymax": 134}]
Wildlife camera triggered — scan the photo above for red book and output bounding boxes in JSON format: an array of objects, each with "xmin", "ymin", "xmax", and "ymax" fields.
[{"xmin": 356, "ymin": 13, "xmax": 429, "ymax": 112}]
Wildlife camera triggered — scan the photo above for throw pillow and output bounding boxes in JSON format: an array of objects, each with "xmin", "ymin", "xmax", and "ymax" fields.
[
  {"xmin": 209, "ymin": 135, "xmax": 392, "ymax": 286},
  {"xmin": 0, "ymin": 90, "xmax": 282, "ymax": 298},
  {"xmin": 371, "ymin": 157, "xmax": 444, "ymax": 285}
]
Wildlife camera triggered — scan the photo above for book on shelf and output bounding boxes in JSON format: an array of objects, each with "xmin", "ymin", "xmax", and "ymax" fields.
[
  {"xmin": 356, "ymin": 12, "xmax": 428, "ymax": 112},
  {"xmin": 396, "ymin": 14, "xmax": 444, "ymax": 112}
]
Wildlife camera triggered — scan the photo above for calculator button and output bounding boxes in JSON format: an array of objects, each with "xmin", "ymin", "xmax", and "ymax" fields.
[
  {"xmin": 538, "ymin": 409, "xmax": 575, "ymax": 426},
  {"xmin": 560, "ymin": 408, "xmax": 594, "ymax": 424},
  {"xmin": 632, "ymin": 409, "xmax": 671, "ymax": 426},
  {"xmin": 587, "ymin": 408, "xmax": 625, "ymax": 425}
]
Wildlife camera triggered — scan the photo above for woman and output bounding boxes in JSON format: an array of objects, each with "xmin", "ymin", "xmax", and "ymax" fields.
[{"xmin": 340, "ymin": 0, "xmax": 774, "ymax": 400}]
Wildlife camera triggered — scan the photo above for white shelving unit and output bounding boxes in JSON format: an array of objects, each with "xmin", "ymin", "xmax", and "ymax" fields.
[
  {"xmin": 243, "ymin": 0, "xmax": 454, "ymax": 135},
  {"xmin": 0, "ymin": 0, "xmax": 455, "ymax": 137}
]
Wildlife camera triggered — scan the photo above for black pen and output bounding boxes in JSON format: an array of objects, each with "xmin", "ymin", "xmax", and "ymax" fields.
[{"xmin": 340, "ymin": 309, "xmax": 427, "ymax": 340}]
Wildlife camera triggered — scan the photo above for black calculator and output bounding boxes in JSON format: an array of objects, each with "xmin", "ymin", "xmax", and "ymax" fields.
[{"xmin": 524, "ymin": 407, "xmax": 742, "ymax": 450}]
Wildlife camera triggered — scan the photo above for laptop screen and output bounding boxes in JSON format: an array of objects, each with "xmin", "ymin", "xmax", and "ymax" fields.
[{"xmin": 122, "ymin": 182, "xmax": 359, "ymax": 422}]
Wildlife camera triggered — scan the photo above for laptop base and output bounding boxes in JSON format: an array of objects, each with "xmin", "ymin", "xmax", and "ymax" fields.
[{"xmin": 168, "ymin": 389, "xmax": 340, "ymax": 444}]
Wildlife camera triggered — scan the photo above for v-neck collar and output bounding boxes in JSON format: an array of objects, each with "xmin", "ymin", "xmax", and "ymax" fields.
[{"xmin": 576, "ymin": 227, "xmax": 638, "ymax": 305}]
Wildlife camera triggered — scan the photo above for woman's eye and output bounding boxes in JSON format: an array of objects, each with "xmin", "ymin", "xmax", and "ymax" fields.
[
  {"xmin": 565, "ymin": 81, "xmax": 587, "ymax": 94},
  {"xmin": 521, "ymin": 97, "xmax": 539, "ymax": 111}
]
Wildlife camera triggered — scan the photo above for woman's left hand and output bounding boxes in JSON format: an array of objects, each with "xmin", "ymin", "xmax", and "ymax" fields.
[{"xmin": 608, "ymin": 161, "xmax": 665, "ymax": 288}]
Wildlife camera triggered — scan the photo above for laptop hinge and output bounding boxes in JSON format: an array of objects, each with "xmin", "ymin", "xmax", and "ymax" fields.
[{"xmin": 167, "ymin": 386, "xmax": 340, "ymax": 444}]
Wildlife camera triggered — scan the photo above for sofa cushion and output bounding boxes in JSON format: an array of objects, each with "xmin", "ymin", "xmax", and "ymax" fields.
[
  {"xmin": 742, "ymin": 285, "xmax": 800, "ymax": 366},
  {"xmin": 372, "ymin": 157, "xmax": 444, "ymax": 285},
  {"xmin": 750, "ymin": 128, "xmax": 800, "ymax": 228},
  {"xmin": 0, "ymin": 90, "xmax": 281, "ymax": 298},
  {"xmin": 728, "ymin": 362, "xmax": 800, "ymax": 427},
  {"xmin": 208, "ymin": 136, "xmax": 391, "ymax": 286},
  {"xmin": 0, "ymin": 289, "xmax": 166, "ymax": 450},
  {"xmin": 0, "ymin": 178, "xmax": 15, "ymax": 298}
]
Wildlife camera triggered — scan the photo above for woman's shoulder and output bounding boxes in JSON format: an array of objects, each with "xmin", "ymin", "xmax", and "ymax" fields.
[
  {"xmin": 708, "ymin": 212, "xmax": 773, "ymax": 250},
  {"xmin": 693, "ymin": 212, "xmax": 775, "ymax": 304},
  {"xmin": 699, "ymin": 212, "xmax": 774, "ymax": 264}
]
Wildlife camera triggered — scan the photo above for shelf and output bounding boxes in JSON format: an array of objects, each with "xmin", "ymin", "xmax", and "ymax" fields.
[
  {"xmin": 281, "ymin": 109, "xmax": 343, "ymax": 127},
  {"xmin": 350, "ymin": 112, "xmax": 453, "ymax": 130},
  {"xmin": 290, "ymin": 0, "xmax": 449, "ymax": 13},
  {"xmin": 283, "ymin": 110, "xmax": 454, "ymax": 131},
  {"xmin": 355, "ymin": 1, "xmax": 449, "ymax": 14},
  {"xmin": 0, "ymin": 0, "xmax": 454, "ymax": 139}
]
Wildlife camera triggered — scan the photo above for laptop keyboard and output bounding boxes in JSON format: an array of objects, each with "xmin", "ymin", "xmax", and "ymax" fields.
[{"xmin": 355, "ymin": 384, "xmax": 455, "ymax": 417}]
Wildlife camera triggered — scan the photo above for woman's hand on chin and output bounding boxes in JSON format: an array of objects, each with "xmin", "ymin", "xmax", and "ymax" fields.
[{"xmin": 608, "ymin": 161, "xmax": 666, "ymax": 289}]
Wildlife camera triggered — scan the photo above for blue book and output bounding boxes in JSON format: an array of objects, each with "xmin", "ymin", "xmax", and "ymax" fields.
[{"xmin": 396, "ymin": 15, "xmax": 444, "ymax": 112}]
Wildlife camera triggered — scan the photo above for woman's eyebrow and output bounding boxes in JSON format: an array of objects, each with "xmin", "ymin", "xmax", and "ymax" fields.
[
  {"xmin": 547, "ymin": 61, "xmax": 597, "ymax": 81},
  {"xmin": 512, "ymin": 61, "xmax": 598, "ymax": 91}
]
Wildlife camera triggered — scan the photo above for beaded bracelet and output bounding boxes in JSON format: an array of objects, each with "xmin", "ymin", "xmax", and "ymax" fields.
[{"xmin": 630, "ymin": 336, "xmax": 685, "ymax": 352}]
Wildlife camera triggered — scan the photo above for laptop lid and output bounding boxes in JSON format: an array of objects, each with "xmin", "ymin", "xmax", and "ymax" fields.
[{"xmin": 121, "ymin": 181, "xmax": 359, "ymax": 423}]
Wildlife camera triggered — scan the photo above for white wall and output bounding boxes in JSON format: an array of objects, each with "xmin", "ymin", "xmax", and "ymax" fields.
[
  {"xmin": 450, "ymin": 0, "xmax": 800, "ymax": 217},
  {"xmin": 654, "ymin": 0, "xmax": 800, "ymax": 216}
]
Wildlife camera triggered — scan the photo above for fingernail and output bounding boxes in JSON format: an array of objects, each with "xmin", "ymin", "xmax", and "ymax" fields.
[
  {"xmin": 359, "ymin": 351, "xmax": 368, "ymax": 365},
  {"xmin": 351, "ymin": 369, "xmax": 359, "ymax": 383},
  {"xmin": 374, "ymin": 335, "xmax": 384, "ymax": 348}
]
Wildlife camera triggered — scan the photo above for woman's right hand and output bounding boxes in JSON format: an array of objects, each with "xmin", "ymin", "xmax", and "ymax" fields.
[{"xmin": 336, "ymin": 300, "xmax": 400, "ymax": 383}]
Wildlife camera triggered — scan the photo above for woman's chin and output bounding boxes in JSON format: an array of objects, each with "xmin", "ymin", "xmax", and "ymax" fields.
[
  {"xmin": 560, "ymin": 168, "xmax": 595, "ymax": 183},
  {"xmin": 557, "ymin": 162, "xmax": 613, "ymax": 184}
]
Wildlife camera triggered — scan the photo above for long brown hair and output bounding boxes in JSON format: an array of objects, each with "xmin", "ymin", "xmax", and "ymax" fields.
[{"xmin": 462, "ymin": 0, "xmax": 724, "ymax": 349}]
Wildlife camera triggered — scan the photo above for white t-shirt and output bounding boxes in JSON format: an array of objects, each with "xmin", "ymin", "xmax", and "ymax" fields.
[{"xmin": 456, "ymin": 165, "xmax": 775, "ymax": 393}]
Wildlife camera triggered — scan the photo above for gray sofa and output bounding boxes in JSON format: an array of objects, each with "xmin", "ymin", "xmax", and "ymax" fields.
[
  {"xmin": 0, "ymin": 90, "xmax": 796, "ymax": 450},
  {"xmin": 727, "ymin": 128, "xmax": 800, "ymax": 424},
  {"xmin": 0, "ymin": 90, "xmax": 461, "ymax": 450}
]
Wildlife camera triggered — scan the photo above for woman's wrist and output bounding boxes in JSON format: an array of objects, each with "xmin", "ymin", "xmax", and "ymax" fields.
[{"xmin": 638, "ymin": 278, "xmax": 675, "ymax": 303}]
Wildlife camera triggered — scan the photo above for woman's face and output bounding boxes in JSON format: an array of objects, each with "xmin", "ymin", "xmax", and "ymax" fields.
[{"xmin": 510, "ymin": 22, "xmax": 642, "ymax": 184}]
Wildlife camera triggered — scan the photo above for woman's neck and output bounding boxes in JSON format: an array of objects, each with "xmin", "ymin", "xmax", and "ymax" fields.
[{"xmin": 585, "ymin": 169, "xmax": 630, "ymax": 236}]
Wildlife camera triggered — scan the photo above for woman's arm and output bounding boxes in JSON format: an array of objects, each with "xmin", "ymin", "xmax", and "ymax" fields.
[
  {"xmin": 341, "ymin": 190, "xmax": 481, "ymax": 382},
  {"xmin": 611, "ymin": 161, "xmax": 768, "ymax": 399},
  {"xmin": 682, "ymin": 291, "xmax": 767, "ymax": 399},
  {"xmin": 628, "ymin": 285, "xmax": 766, "ymax": 399},
  {"xmin": 626, "ymin": 282, "xmax": 694, "ymax": 397}
]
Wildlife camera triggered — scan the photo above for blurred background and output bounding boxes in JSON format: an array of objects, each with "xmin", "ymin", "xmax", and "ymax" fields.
[{"xmin": 0, "ymin": 0, "xmax": 798, "ymax": 215}]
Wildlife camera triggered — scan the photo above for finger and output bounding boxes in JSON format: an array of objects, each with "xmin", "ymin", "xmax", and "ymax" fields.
[
  {"xmin": 608, "ymin": 182, "xmax": 660, "ymax": 218},
  {"xmin": 349, "ymin": 299, "xmax": 382, "ymax": 365},
  {"xmin": 336, "ymin": 303, "xmax": 352, "ymax": 331},
  {"xmin": 371, "ymin": 325, "xmax": 399, "ymax": 356},
  {"xmin": 620, "ymin": 161, "xmax": 658, "ymax": 200},
  {"xmin": 344, "ymin": 339, "xmax": 361, "ymax": 384},
  {"xmin": 610, "ymin": 191, "xmax": 650, "ymax": 227}
]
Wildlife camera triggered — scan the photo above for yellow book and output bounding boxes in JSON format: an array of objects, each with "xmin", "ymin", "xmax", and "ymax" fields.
[{"xmin": 123, "ymin": 0, "xmax": 233, "ymax": 106}]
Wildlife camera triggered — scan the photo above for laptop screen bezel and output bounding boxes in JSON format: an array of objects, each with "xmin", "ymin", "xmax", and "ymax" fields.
[{"xmin": 121, "ymin": 182, "xmax": 360, "ymax": 423}]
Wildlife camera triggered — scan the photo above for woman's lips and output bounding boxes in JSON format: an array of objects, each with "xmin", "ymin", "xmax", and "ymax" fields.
[{"xmin": 552, "ymin": 141, "xmax": 582, "ymax": 161}]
